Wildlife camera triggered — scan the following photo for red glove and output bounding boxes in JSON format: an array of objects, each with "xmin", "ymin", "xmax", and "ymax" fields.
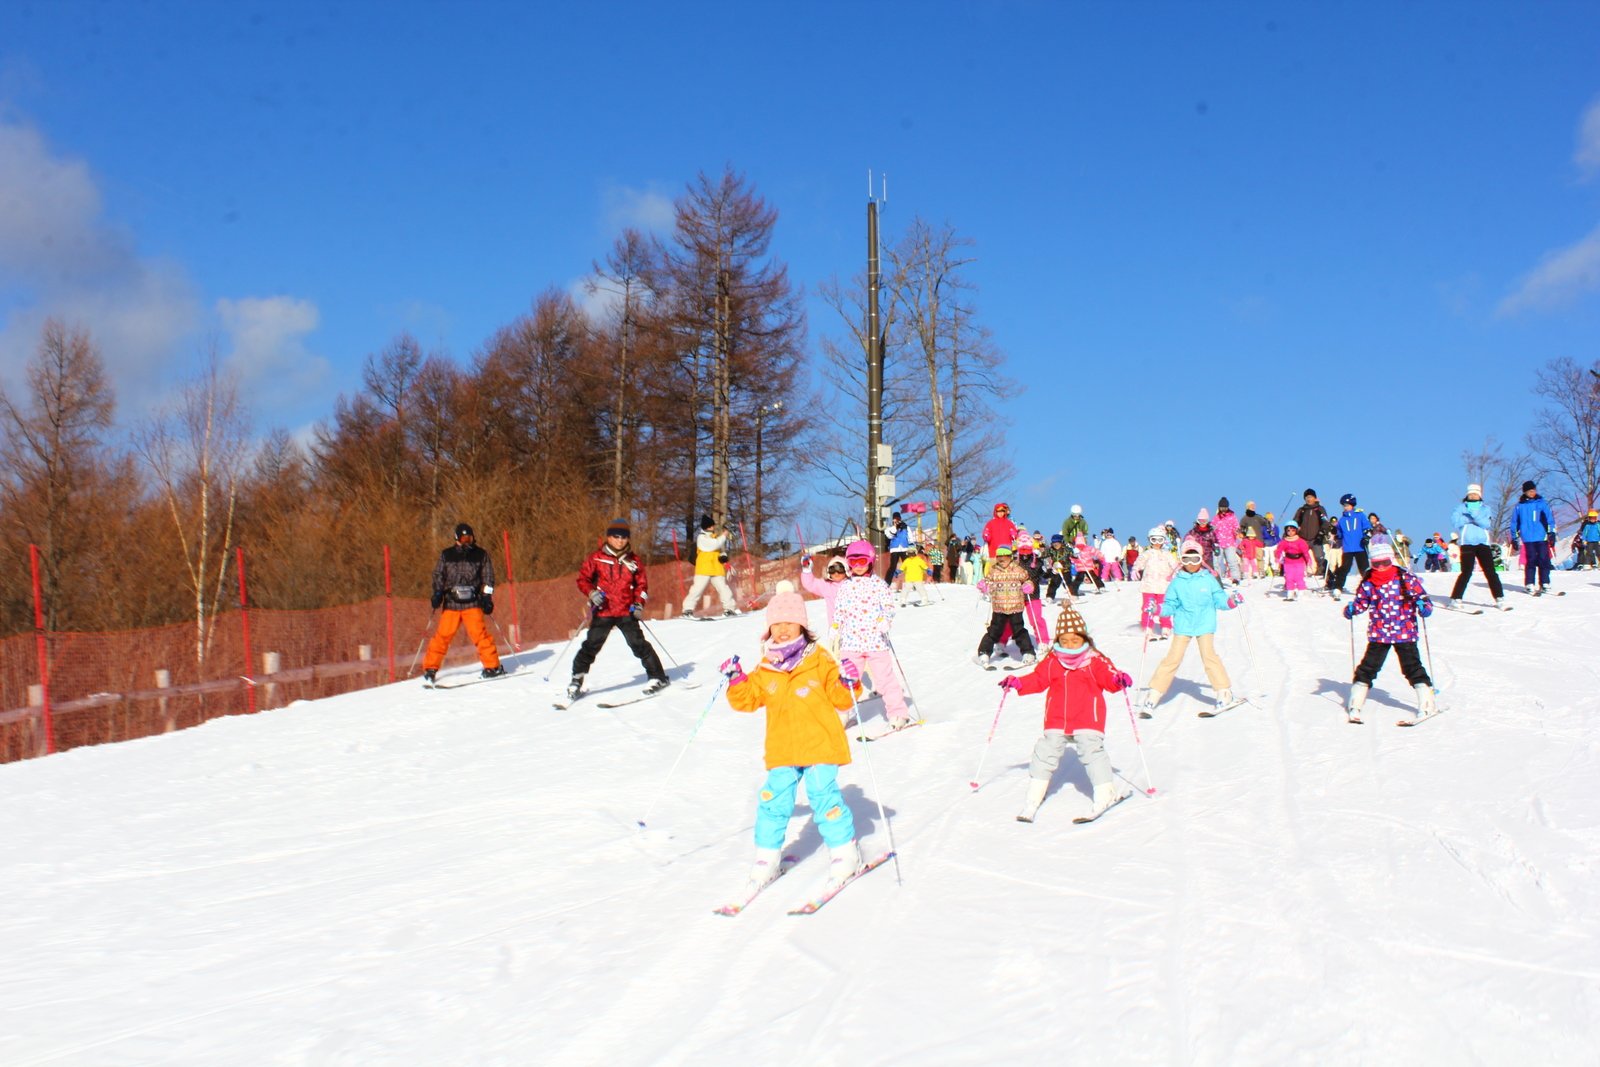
[{"xmin": 999, "ymin": 675, "xmax": 1021, "ymax": 691}]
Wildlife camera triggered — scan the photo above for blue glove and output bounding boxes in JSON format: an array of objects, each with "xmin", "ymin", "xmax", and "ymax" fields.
[{"xmin": 1342, "ymin": 604, "xmax": 1356, "ymax": 620}]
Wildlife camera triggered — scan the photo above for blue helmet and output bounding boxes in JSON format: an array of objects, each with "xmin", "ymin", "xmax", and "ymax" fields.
[{"xmin": 1339, "ymin": 493, "xmax": 1357, "ymax": 507}]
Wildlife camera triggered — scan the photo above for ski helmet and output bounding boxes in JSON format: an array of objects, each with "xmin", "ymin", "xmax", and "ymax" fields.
[
  {"xmin": 844, "ymin": 538, "xmax": 876, "ymax": 562},
  {"xmin": 1339, "ymin": 493, "xmax": 1357, "ymax": 507},
  {"xmin": 1147, "ymin": 526, "xmax": 1166, "ymax": 543},
  {"xmin": 993, "ymin": 502, "xmax": 1010, "ymax": 515},
  {"xmin": 454, "ymin": 522, "xmax": 475, "ymax": 541},
  {"xmin": 1070, "ymin": 504, "xmax": 1083, "ymax": 516}
]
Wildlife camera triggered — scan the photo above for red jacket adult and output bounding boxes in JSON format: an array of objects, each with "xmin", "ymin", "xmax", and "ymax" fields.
[
  {"xmin": 982, "ymin": 515, "xmax": 1020, "ymax": 559},
  {"xmin": 575, "ymin": 543, "xmax": 650, "ymax": 618},
  {"xmin": 1013, "ymin": 648, "xmax": 1127, "ymax": 733}
]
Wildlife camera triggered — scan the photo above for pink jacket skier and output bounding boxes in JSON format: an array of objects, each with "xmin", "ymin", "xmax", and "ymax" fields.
[{"xmin": 834, "ymin": 540, "xmax": 911, "ymax": 726}]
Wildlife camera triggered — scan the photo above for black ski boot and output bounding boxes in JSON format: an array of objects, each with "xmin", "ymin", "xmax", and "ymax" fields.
[{"xmin": 481, "ymin": 665, "xmax": 505, "ymax": 679}]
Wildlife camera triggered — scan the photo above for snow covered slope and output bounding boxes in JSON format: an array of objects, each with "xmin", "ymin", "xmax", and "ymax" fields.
[{"xmin": 3, "ymin": 574, "xmax": 1599, "ymax": 1065}]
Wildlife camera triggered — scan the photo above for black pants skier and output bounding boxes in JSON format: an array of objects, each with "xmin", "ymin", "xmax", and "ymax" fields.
[
  {"xmin": 1581, "ymin": 543, "xmax": 1600, "ymax": 569},
  {"xmin": 1067, "ymin": 569, "xmax": 1103, "ymax": 596},
  {"xmin": 1045, "ymin": 571, "xmax": 1064, "ymax": 600},
  {"xmin": 1353, "ymin": 640, "xmax": 1430, "ymax": 688},
  {"xmin": 1522, "ymin": 540, "xmax": 1553, "ymax": 588},
  {"xmin": 1329, "ymin": 551, "xmax": 1369, "ymax": 593},
  {"xmin": 572, "ymin": 615, "xmax": 666, "ymax": 682},
  {"xmin": 978, "ymin": 612, "xmax": 1035, "ymax": 658},
  {"xmin": 1450, "ymin": 544, "xmax": 1504, "ymax": 601}
]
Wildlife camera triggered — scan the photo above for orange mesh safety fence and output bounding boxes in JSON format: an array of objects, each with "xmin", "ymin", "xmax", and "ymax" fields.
[{"xmin": 0, "ymin": 551, "xmax": 801, "ymax": 763}]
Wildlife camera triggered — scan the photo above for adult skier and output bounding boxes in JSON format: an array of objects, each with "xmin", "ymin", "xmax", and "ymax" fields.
[
  {"xmin": 681, "ymin": 515, "xmax": 740, "ymax": 618},
  {"xmin": 1061, "ymin": 504, "xmax": 1089, "ymax": 544},
  {"xmin": 1508, "ymin": 480, "xmax": 1559, "ymax": 595},
  {"xmin": 569, "ymin": 518, "xmax": 669, "ymax": 702},
  {"xmin": 1327, "ymin": 494, "xmax": 1372, "ymax": 601},
  {"xmin": 1448, "ymin": 483, "xmax": 1506, "ymax": 609},
  {"xmin": 421, "ymin": 522, "xmax": 504, "ymax": 684},
  {"xmin": 1292, "ymin": 489, "xmax": 1330, "ymax": 582}
]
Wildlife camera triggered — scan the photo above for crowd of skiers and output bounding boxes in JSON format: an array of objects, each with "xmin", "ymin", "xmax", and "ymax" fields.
[{"xmin": 414, "ymin": 476, "xmax": 1584, "ymax": 904}]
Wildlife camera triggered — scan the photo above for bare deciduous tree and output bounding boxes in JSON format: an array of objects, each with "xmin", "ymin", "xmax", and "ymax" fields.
[
  {"xmin": 1526, "ymin": 357, "xmax": 1600, "ymax": 521},
  {"xmin": 888, "ymin": 217, "xmax": 1016, "ymax": 545},
  {"xmin": 135, "ymin": 355, "xmax": 250, "ymax": 667}
]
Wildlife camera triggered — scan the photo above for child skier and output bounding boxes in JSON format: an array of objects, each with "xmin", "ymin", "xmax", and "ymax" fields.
[
  {"xmin": 1000, "ymin": 604, "xmax": 1134, "ymax": 822},
  {"xmin": 1341, "ymin": 543, "xmax": 1436, "ymax": 723},
  {"xmin": 835, "ymin": 539, "xmax": 912, "ymax": 728},
  {"xmin": 723, "ymin": 584, "xmax": 865, "ymax": 898},
  {"xmin": 568, "ymin": 518, "xmax": 669, "ymax": 701},
  {"xmin": 1133, "ymin": 527, "xmax": 1176, "ymax": 639},
  {"xmin": 1139, "ymin": 539, "xmax": 1244, "ymax": 716},
  {"xmin": 899, "ymin": 546, "xmax": 932, "ymax": 607},
  {"xmin": 974, "ymin": 545, "xmax": 1037, "ymax": 667},
  {"xmin": 1015, "ymin": 534, "xmax": 1051, "ymax": 647},
  {"xmin": 1067, "ymin": 534, "xmax": 1105, "ymax": 596},
  {"xmin": 1274, "ymin": 521, "xmax": 1314, "ymax": 601}
]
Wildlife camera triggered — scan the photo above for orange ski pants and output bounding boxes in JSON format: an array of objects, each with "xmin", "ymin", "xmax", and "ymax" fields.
[{"xmin": 423, "ymin": 607, "xmax": 501, "ymax": 672}]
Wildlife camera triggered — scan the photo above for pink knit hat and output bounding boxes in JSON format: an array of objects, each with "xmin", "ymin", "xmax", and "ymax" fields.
[
  {"xmin": 763, "ymin": 581, "xmax": 809, "ymax": 635},
  {"xmin": 1197, "ymin": 507, "xmax": 1210, "ymax": 522}
]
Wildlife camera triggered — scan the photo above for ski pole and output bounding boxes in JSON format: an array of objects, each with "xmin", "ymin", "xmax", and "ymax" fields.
[
  {"xmin": 637, "ymin": 675, "xmax": 730, "ymax": 830},
  {"xmin": 969, "ymin": 688, "xmax": 1011, "ymax": 790},
  {"xmin": 882, "ymin": 634, "xmax": 920, "ymax": 718},
  {"xmin": 1120, "ymin": 689, "xmax": 1158, "ymax": 795},
  {"xmin": 544, "ymin": 605, "xmax": 594, "ymax": 682},
  {"xmin": 1348, "ymin": 614, "xmax": 1358, "ymax": 676},
  {"xmin": 406, "ymin": 610, "xmax": 436, "ymax": 677},
  {"xmin": 846, "ymin": 681, "xmax": 902, "ymax": 885},
  {"xmin": 1420, "ymin": 611, "xmax": 1438, "ymax": 692},
  {"xmin": 639, "ymin": 616, "xmax": 680, "ymax": 671}
]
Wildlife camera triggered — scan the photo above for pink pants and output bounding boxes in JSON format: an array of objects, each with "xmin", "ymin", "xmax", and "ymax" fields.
[
  {"xmin": 1101, "ymin": 561, "xmax": 1123, "ymax": 581},
  {"xmin": 841, "ymin": 648, "xmax": 910, "ymax": 723},
  {"xmin": 1141, "ymin": 592, "xmax": 1172, "ymax": 632},
  {"xmin": 1240, "ymin": 551, "xmax": 1259, "ymax": 578},
  {"xmin": 1281, "ymin": 558, "xmax": 1307, "ymax": 591},
  {"xmin": 1024, "ymin": 598, "xmax": 1049, "ymax": 646}
]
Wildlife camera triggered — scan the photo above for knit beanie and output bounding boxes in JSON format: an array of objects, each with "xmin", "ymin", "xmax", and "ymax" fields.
[
  {"xmin": 763, "ymin": 581, "xmax": 809, "ymax": 635},
  {"xmin": 1197, "ymin": 508, "xmax": 1210, "ymax": 522},
  {"xmin": 606, "ymin": 517, "xmax": 630, "ymax": 537},
  {"xmin": 1217, "ymin": 497, "xmax": 1229, "ymax": 510},
  {"xmin": 1054, "ymin": 604, "xmax": 1089, "ymax": 640},
  {"xmin": 1368, "ymin": 543, "xmax": 1396, "ymax": 565}
]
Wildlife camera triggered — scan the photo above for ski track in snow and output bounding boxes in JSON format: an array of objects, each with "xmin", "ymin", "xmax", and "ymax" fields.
[{"xmin": 3, "ymin": 575, "xmax": 1600, "ymax": 1063}]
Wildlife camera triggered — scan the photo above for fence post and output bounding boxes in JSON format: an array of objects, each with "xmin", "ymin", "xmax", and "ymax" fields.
[
  {"xmin": 155, "ymin": 669, "xmax": 173, "ymax": 732},
  {"xmin": 384, "ymin": 544, "xmax": 395, "ymax": 683},
  {"xmin": 29, "ymin": 544, "xmax": 53, "ymax": 756},
  {"xmin": 237, "ymin": 547, "xmax": 256, "ymax": 714},
  {"xmin": 502, "ymin": 529, "xmax": 522, "ymax": 651}
]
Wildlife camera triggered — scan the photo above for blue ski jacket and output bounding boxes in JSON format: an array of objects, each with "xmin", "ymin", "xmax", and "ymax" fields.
[
  {"xmin": 1580, "ymin": 520, "xmax": 1600, "ymax": 545},
  {"xmin": 1337, "ymin": 509, "xmax": 1371, "ymax": 553},
  {"xmin": 1450, "ymin": 499, "xmax": 1495, "ymax": 547},
  {"xmin": 1262, "ymin": 522, "xmax": 1280, "ymax": 546},
  {"xmin": 1508, "ymin": 496, "xmax": 1556, "ymax": 544},
  {"xmin": 1156, "ymin": 568, "xmax": 1234, "ymax": 637}
]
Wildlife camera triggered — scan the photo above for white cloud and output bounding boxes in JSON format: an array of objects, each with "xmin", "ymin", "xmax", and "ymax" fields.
[
  {"xmin": 0, "ymin": 118, "xmax": 200, "ymax": 411},
  {"xmin": 217, "ymin": 295, "xmax": 329, "ymax": 414},
  {"xmin": 1497, "ymin": 223, "xmax": 1600, "ymax": 316},
  {"xmin": 601, "ymin": 182, "xmax": 674, "ymax": 233},
  {"xmin": 1578, "ymin": 96, "xmax": 1600, "ymax": 179},
  {"xmin": 567, "ymin": 275, "xmax": 623, "ymax": 324}
]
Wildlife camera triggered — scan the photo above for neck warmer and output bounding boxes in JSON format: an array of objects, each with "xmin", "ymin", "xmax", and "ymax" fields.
[
  {"xmin": 1369, "ymin": 564, "xmax": 1400, "ymax": 587},
  {"xmin": 763, "ymin": 635, "xmax": 811, "ymax": 672},
  {"xmin": 1050, "ymin": 644, "xmax": 1093, "ymax": 669}
]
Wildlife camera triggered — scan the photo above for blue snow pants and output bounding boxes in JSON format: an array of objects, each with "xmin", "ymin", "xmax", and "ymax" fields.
[{"xmin": 754, "ymin": 765, "xmax": 855, "ymax": 850}]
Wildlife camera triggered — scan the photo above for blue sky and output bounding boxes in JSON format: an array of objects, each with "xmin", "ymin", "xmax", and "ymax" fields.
[{"xmin": 2, "ymin": 1, "xmax": 1598, "ymax": 544}]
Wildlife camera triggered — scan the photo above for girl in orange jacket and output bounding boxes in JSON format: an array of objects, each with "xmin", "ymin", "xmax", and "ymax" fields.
[{"xmin": 724, "ymin": 583, "xmax": 864, "ymax": 896}]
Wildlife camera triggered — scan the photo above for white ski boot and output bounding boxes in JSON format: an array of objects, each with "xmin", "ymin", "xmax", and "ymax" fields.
[
  {"xmin": 1016, "ymin": 779, "xmax": 1049, "ymax": 823},
  {"xmin": 1413, "ymin": 683, "xmax": 1437, "ymax": 718},
  {"xmin": 973, "ymin": 652, "xmax": 990, "ymax": 668},
  {"xmin": 1346, "ymin": 682, "xmax": 1369, "ymax": 722},
  {"xmin": 1020, "ymin": 652, "xmax": 1037, "ymax": 666},
  {"xmin": 1138, "ymin": 691, "xmax": 1160, "ymax": 719},
  {"xmin": 744, "ymin": 848, "xmax": 783, "ymax": 895},
  {"xmin": 1090, "ymin": 782, "xmax": 1128, "ymax": 814},
  {"xmin": 823, "ymin": 839, "xmax": 862, "ymax": 892}
]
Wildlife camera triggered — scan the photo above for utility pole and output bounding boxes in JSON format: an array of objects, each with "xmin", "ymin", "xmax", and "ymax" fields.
[{"xmin": 865, "ymin": 171, "xmax": 891, "ymax": 557}]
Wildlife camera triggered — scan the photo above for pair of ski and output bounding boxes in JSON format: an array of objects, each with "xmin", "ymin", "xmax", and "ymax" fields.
[
  {"xmin": 854, "ymin": 717, "xmax": 924, "ymax": 743},
  {"xmin": 553, "ymin": 680, "xmax": 697, "ymax": 710},
  {"xmin": 1138, "ymin": 696, "xmax": 1248, "ymax": 720},
  {"xmin": 423, "ymin": 670, "xmax": 512, "ymax": 690},
  {"xmin": 1017, "ymin": 792, "xmax": 1130, "ymax": 826},
  {"xmin": 1347, "ymin": 709, "xmax": 1446, "ymax": 727},
  {"xmin": 713, "ymin": 851, "xmax": 895, "ymax": 916}
]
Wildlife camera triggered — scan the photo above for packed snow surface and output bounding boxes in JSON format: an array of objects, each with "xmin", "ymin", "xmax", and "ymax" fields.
[{"xmin": 3, "ymin": 574, "xmax": 1599, "ymax": 1065}]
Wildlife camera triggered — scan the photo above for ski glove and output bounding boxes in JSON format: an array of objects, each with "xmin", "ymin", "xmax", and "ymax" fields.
[
  {"xmin": 479, "ymin": 594, "xmax": 494, "ymax": 616},
  {"xmin": 1226, "ymin": 592, "xmax": 1244, "ymax": 609},
  {"xmin": 875, "ymin": 617, "xmax": 891, "ymax": 634},
  {"xmin": 1022, "ymin": 581, "xmax": 1035, "ymax": 594},
  {"xmin": 838, "ymin": 658, "xmax": 862, "ymax": 683},
  {"xmin": 801, "ymin": 554, "xmax": 813, "ymax": 567},
  {"xmin": 1112, "ymin": 671, "xmax": 1134, "ymax": 690},
  {"xmin": 1342, "ymin": 604, "xmax": 1357, "ymax": 620},
  {"xmin": 998, "ymin": 675, "xmax": 1021, "ymax": 691},
  {"xmin": 430, "ymin": 591, "xmax": 445, "ymax": 610},
  {"xmin": 587, "ymin": 590, "xmax": 606, "ymax": 608},
  {"xmin": 719, "ymin": 655, "xmax": 745, "ymax": 685},
  {"xmin": 628, "ymin": 602, "xmax": 644, "ymax": 619}
]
